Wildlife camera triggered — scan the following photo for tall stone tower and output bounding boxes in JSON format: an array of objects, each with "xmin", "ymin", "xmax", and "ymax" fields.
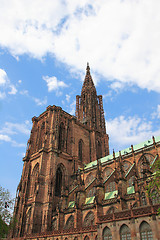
[{"xmin": 12, "ymin": 64, "xmax": 109, "ymax": 237}]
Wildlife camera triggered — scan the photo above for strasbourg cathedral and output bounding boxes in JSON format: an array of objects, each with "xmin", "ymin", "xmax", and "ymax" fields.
[{"xmin": 10, "ymin": 65, "xmax": 160, "ymax": 240}]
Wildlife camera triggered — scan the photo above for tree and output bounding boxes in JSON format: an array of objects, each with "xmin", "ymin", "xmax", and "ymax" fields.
[
  {"xmin": 0, "ymin": 185, "xmax": 14, "ymax": 237},
  {"xmin": 147, "ymin": 158, "xmax": 160, "ymax": 214}
]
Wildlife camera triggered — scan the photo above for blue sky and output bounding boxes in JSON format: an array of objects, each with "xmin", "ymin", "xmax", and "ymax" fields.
[{"xmin": 0, "ymin": 0, "xmax": 160, "ymax": 197}]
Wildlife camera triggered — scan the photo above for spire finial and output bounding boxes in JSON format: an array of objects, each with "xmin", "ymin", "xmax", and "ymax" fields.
[{"xmin": 86, "ymin": 62, "xmax": 90, "ymax": 74}]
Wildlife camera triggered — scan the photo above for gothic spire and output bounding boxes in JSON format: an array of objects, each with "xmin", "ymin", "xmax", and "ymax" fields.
[{"xmin": 81, "ymin": 63, "xmax": 96, "ymax": 94}]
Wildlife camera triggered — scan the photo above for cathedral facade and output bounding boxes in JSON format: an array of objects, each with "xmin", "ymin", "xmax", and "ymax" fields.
[{"xmin": 11, "ymin": 65, "xmax": 160, "ymax": 240}]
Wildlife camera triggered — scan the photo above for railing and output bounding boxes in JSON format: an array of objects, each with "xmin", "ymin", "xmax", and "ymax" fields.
[{"xmin": 98, "ymin": 204, "xmax": 160, "ymax": 223}]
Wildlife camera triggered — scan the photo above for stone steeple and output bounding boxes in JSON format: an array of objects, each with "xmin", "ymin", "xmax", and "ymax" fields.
[{"xmin": 76, "ymin": 63, "xmax": 106, "ymax": 133}]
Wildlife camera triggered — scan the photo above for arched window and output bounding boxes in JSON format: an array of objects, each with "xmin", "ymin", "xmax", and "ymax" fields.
[
  {"xmin": 83, "ymin": 211, "xmax": 95, "ymax": 227},
  {"xmin": 55, "ymin": 167, "xmax": 62, "ymax": 196},
  {"xmin": 103, "ymin": 167, "xmax": 113, "ymax": 181},
  {"xmin": 97, "ymin": 141, "xmax": 102, "ymax": 159},
  {"xmin": 128, "ymin": 176, "xmax": 135, "ymax": 187},
  {"xmin": 140, "ymin": 221, "xmax": 153, "ymax": 240},
  {"xmin": 141, "ymin": 192, "xmax": 147, "ymax": 206},
  {"xmin": 30, "ymin": 163, "xmax": 39, "ymax": 196},
  {"xmin": 123, "ymin": 161, "xmax": 132, "ymax": 175},
  {"xmin": 120, "ymin": 224, "xmax": 131, "ymax": 240},
  {"xmin": 103, "ymin": 226, "xmax": 112, "ymax": 240},
  {"xmin": 38, "ymin": 122, "xmax": 45, "ymax": 150},
  {"xmin": 106, "ymin": 181, "xmax": 116, "ymax": 193},
  {"xmin": 51, "ymin": 218, "xmax": 57, "ymax": 230},
  {"xmin": 58, "ymin": 122, "xmax": 65, "ymax": 151},
  {"xmin": 87, "ymin": 187, "xmax": 96, "ymax": 198},
  {"xmin": 65, "ymin": 215, "xmax": 74, "ymax": 229},
  {"xmin": 85, "ymin": 173, "xmax": 95, "ymax": 187},
  {"xmin": 84, "ymin": 236, "xmax": 89, "ymax": 240},
  {"xmin": 106, "ymin": 206, "xmax": 115, "ymax": 214},
  {"xmin": 25, "ymin": 207, "xmax": 32, "ymax": 233},
  {"xmin": 78, "ymin": 139, "xmax": 83, "ymax": 162}
]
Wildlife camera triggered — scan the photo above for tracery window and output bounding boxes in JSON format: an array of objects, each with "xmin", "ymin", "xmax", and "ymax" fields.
[
  {"xmin": 52, "ymin": 218, "xmax": 57, "ymax": 230},
  {"xmin": 120, "ymin": 224, "xmax": 131, "ymax": 240},
  {"xmin": 25, "ymin": 207, "xmax": 31, "ymax": 233},
  {"xmin": 85, "ymin": 173, "xmax": 95, "ymax": 187},
  {"xmin": 58, "ymin": 122, "xmax": 65, "ymax": 151},
  {"xmin": 65, "ymin": 215, "xmax": 74, "ymax": 229},
  {"xmin": 138, "ymin": 154, "xmax": 154, "ymax": 178},
  {"xmin": 140, "ymin": 221, "xmax": 153, "ymax": 240},
  {"xmin": 103, "ymin": 226, "xmax": 112, "ymax": 240},
  {"xmin": 106, "ymin": 181, "xmax": 116, "ymax": 193},
  {"xmin": 141, "ymin": 192, "xmax": 147, "ymax": 206},
  {"xmin": 30, "ymin": 163, "xmax": 39, "ymax": 196},
  {"xmin": 78, "ymin": 139, "xmax": 84, "ymax": 162},
  {"xmin": 83, "ymin": 211, "xmax": 95, "ymax": 227},
  {"xmin": 103, "ymin": 167, "xmax": 113, "ymax": 181},
  {"xmin": 55, "ymin": 167, "xmax": 62, "ymax": 197},
  {"xmin": 87, "ymin": 187, "xmax": 96, "ymax": 198},
  {"xmin": 128, "ymin": 175, "xmax": 135, "ymax": 187},
  {"xmin": 123, "ymin": 161, "xmax": 132, "ymax": 175},
  {"xmin": 38, "ymin": 122, "xmax": 45, "ymax": 150},
  {"xmin": 106, "ymin": 206, "xmax": 115, "ymax": 214}
]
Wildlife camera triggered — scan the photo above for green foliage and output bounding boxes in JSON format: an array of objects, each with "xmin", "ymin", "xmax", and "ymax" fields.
[
  {"xmin": 0, "ymin": 185, "xmax": 14, "ymax": 225},
  {"xmin": 147, "ymin": 158, "xmax": 160, "ymax": 214},
  {"xmin": 0, "ymin": 215, "xmax": 8, "ymax": 238}
]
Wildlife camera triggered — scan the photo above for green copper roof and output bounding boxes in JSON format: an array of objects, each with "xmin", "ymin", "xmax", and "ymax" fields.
[
  {"xmin": 84, "ymin": 135, "xmax": 160, "ymax": 170},
  {"xmin": 68, "ymin": 201, "xmax": 75, "ymax": 208},
  {"xmin": 105, "ymin": 190, "xmax": 118, "ymax": 200},
  {"xmin": 127, "ymin": 186, "xmax": 135, "ymax": 194},
  {"xmin": 85, "ymin": 196, "xmax": 95, "ymax": 205}
]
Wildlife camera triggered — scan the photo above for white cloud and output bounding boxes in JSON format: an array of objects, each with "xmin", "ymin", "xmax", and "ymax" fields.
[
  {"xmin": 66, "ymin": 94, "xmax": 70, "ymax": 102},
  {"xmin": 0, "ymin": 68, "xmax": 17, "ymax": 96},
  {"xmin": 106, "ymin": 115, "xmax": 160, "ymax": 151},
  {"xmin": 20, "ymin": 90, "xmax": 29, "ymax": 96},
  {"xmin": 0, "ymin": 121, "xmax": 31, "ymax": 147},
  {"xmin": 0, "ymin": 1, "xmax": 160, "ymax": 92},
  {"xmin": 33, "ymin": 96, "xmax": 47, "ymax": 106},
  {"xmin": 43, "ymin": 75, "xmax": 68, "ymax": 92},
  {"xmin": 0, "ymin": 121, "xmax": 31, "ymax": 136},
  {"xmin": 69, "ymin": 100, "xmax": 76, "ymax": 115},
  {"xmin": 0, "ymin": 134, "xmax": 12, "ymax": 142},
  {"xmin": 8, "ymin": 85, "xmax": 17, "ymax": 95},
  {"xmin": 152, "ymin": 105, "xmax": 160, "ymax": 119},
  {"xmin": 0, "ymin": 69, "xmax": 8, "ymax": 85}
]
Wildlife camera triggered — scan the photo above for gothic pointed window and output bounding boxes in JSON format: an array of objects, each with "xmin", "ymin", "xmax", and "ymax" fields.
[
  {"xmin": 106, "ymin": 181, "xmax": 116, "ymax": 193},
  {"xmin": 84, "ymin": 236, "xmax": 89, "ymax": 240},
  {"xmin": 30, "ymin": 163, "xmax": 39, "ymax": 196},
  {"xmin": 78, "ymin": 139, "xmax": 83, "ymax": 162},
  {"xmin": 120, "ymin": 224, "xmax": 131, "ymax": 240},
  {"xmin": 103, "ymin": 226, "xmax": 112, "ymax": 240},
  {"xmin": 141, "ymin": 192, "xmax": 147, "ymax": 206},
  {"xmin": 58, "ymin": 122, "xmax": 65, "ymax": 151},
  {"xmin": 38, "ymin": 122, "xmax": 45, "ymax": 150},
  {"xmin": 140, "ymin": 221, "xmax": 153, "ymax": 240},
  {"xmin": 83, "ymin": 211, "xmax": 95, "ymax": 227},
  {"xmin": 65, "ymin": 215, "xmax": 74, "ymax": 229},
  {"xmin": 97, "ymin": 141, "xmax": 102, "ymax": 159},
  {"xmin": 55, "ymin": 167, "xmax": 62, "ymax": 197}
]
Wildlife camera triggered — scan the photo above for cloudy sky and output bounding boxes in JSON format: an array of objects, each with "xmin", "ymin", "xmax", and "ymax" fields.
[{"xmin": 1, "ymin": 0, "xmax": 160, "ymax": 197}]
